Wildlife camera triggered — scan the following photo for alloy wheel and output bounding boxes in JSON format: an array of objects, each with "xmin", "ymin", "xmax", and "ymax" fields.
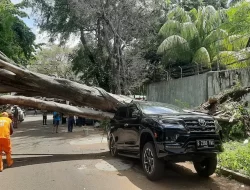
[
  {"xmin": 110, "ymin": 137, "xmax": 117, "ymax": 156},
  {"xmin": 143, "ymin": 148, "xmax": 155, "ymax": 174}
]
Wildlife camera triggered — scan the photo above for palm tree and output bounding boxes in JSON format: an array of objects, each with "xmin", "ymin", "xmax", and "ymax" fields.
[
  {"xmin": 157, "ymin": 5, "xmax": 249, "ymax": 74},
  {"xmin": 157, "ymin": 6, "xmax": 227, "ymax": 70}
]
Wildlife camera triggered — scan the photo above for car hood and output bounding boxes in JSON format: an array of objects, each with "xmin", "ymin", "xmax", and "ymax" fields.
[{"xmin": 146, "ymin": 111, "xmax": 213, "ymax": 122}]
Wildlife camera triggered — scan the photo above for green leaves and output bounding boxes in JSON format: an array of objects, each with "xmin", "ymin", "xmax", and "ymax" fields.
[
  {"xmin": 157, "ymin": 2, "xmax": 250, "ymax": 71},
  {"xmin": 158, "ymin": 20, "xmax": 181, "ymax": 39},
  {"xmin": 181, "ymin": 22, "xmax": 199, "ymax": 41},
  {"xmin": 218, "ymin": 141, "xmax": 250, "ymax": 176},
  {"xmin": 223, "ymin": 1, "xmax": 250, "ymax": 35},
  {"xmin": 0, "ymin": 0, "xmax": 36, "ymax": 65},
  {"xmin": 167, "ymin": 7, "xmax": 192, "ymax": 23},
  {"xmin": 158, "ymin": 5, "xmax": 226, "ymax": 67},
  {"xmin": 192, "ymin": 47, "xmax": 211, "ymax": 67},
  {"xmin": 157, "ymin": 35, "xmax": 192, "ymax": 63}
]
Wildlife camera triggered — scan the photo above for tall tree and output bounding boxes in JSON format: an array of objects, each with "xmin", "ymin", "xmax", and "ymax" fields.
[
  {"xmin": 157, "ymin": 6, "xmax": 227, "ymax": 71},
  {"xmin": 29, "ymin": 45, "xmax": 76, "ymax": 80},
  {"xmin": 157, "ymin": 4, "xmax": 250, "ymax": 76},
  {"xmin": 25, "ymin": 0, "xmax": 165, "ymax": 94},
  {"xmin": 166, "ymin": 0, "xmax": 228, "ymax": 11}
]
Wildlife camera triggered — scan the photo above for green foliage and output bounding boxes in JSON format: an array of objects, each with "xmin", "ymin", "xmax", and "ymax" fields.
[
  {"xmin": 99, "ymin": 119, "xmax": 111, "ymax": 132},
  {"xmin": 157, "ymin": 5, "xmax": 227, "ymax": 67},
  {"xmin": 223, "ymin": 1, "xmax": 250, "ymax": 35},
  {"xmin": 167, "ymin": 0, "xmax": 228, "ymax": 11},
  {"xmin": 192, "ymin": 47, "xmax": 211, "ymax": 67},
  {"xmin": 71, "ymin": 45, "xmax": 112, "ymax": 91},
  {"xmin": 0, "ymin": 0, "xmax": 36, "ymax": 65},
  {"xmin": 29, "ymin": 45, "xmax": 75, "ymax": 79},
  {"xmin": 158, "ymin": 2, "xmax": 250, "ymax": 71},
  {"xmin": 229, "ymin": 121, "xmax": 247, "ymax": 140},
  {"xmin": 157, "ymin": 35, "xmax": 192, "ymax": 63},
  {"xmin": 219, "ymin": 102, "xmax": 249, "ymax": 141},
  {"xmin": 218, "ymin": 141, "xmax": 250, "ymax": 176}
]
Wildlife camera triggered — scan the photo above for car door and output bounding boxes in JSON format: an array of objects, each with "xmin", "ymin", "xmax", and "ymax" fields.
[
  {"xmin": 111, "ymin": 106, "xmax": 128, "ymax": 149},
  {"xmin": 122, "ymin": 105, "xmax": 141, "ymax": 153}
]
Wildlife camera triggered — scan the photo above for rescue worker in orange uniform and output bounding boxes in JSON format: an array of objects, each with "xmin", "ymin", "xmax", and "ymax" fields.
[{"xmin": 0, "ymin": 112, "xmax": 14, "ymax": 172}]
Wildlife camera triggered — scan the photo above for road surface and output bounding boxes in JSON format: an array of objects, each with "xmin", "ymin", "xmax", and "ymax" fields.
[{"xmin": 0, "ymin": 115, "xmax": 249, "ymax": 190}]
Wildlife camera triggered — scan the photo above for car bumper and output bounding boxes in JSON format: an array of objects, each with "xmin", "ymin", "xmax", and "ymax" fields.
[{"xmin": 156, "ymin": 134, "xmax": 223, "ymax": 158}]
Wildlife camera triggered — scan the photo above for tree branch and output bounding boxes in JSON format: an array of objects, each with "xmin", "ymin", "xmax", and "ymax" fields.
[{"xmin": 0, "ymin": 95, "xmax": 114, "ymax": 120}]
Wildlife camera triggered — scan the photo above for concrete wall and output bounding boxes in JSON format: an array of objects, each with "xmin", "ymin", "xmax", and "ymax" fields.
[{"xmin": 147, "ymin": 68, "xmax": 250, "ymax": 107}]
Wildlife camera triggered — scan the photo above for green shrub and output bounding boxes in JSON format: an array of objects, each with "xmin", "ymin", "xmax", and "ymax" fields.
[
  {"xmin": 220, "ymin": 121, "xmax": 247, "ymax": 141},
  {"xmin": 229, "ymin": 121, "xmax": 247, "ymax": 140},
  {"xmin": 99, "ymin": 119, "xmax": 110, "ymax": 132},
  {"xmin": 218, "ymin": 141, "xmax": 250, "ymax": 176}
]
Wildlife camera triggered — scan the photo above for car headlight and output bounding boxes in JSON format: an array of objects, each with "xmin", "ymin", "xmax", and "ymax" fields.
[
  {"xmin": 160, "ymin": 120, "xmax": 185, "ymax": 129},
  {"xmin": 214, "ymin": 120, "xmax": 222, "ymax": 133}
]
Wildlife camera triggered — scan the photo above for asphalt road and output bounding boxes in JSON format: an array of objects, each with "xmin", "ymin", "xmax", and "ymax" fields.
[{"xmin": 0, "ymin": 115, "xmax": 249, "ymax": 190}]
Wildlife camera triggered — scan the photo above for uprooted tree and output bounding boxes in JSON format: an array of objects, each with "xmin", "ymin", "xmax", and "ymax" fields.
[
  {"xmin": 0, "ymin": 51, "xmax": 133, "ymax": 120},
  {"xmin": 1, "ymin": 50, "xmax": 250, "ymax": 125}
]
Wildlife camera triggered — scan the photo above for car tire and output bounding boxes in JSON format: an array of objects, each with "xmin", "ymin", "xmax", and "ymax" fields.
[
  {"xmin": 109, "ymin": 135, "xmax": 118, "ymax": 157},
  {"xmin": 193, "ymin": 156, "xmax": 217, "ymax": 177},
  {"xmin": 142, "ymin": 142, "xmax": 164, "ymax": 181}
]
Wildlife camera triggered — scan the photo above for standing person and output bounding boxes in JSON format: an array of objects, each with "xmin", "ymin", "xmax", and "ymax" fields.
[
  {"xmin": 0, "ymin": 112, "xmax": 14, "ymax": 172},
  {"xmin": 12, "ymin": 106, "xmax": 18, "ymax": 129},
  {"xmin": 42, "ymin": 110, "xmax": 47, "ymax": 125},
  {"xmin": 67, "ymin": 115, "xmax": 75, "ymax": 132},
  {"xmin": 53, "ymin": 111, "xmax": 60, "ymax": 133},
  {"xmin": 34, "ymin": 109, "xmax": 37, "ymax": 115},
  {"xmin": 61, "ymin": 113, "xmax": 67, "ymax": 124}
]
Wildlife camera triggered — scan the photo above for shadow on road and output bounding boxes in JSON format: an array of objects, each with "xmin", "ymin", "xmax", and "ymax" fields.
[
  {"xmin": 115, "ymin": 158, "xmax": 222, "ymax": 190},
  {"xmin": 8, "ymin": 116, "xmax": 244, "ymax": 190},
  {"xmin": 9, "ymin": 152, "xmax": 110, "ymax": 168},
  {"xmin": 9, "ymin": 152, "xmax": 222, "ymax": 189}
]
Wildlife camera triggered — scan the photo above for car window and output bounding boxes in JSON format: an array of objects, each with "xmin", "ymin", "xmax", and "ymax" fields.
[
  {"xmin": 139, "ymin": 102, "xmax": 183, "ymax": 115},
  {"xmin": 115, "ymin": 107, "xmax": 127, "ymax": 118},
  {"xmin": 128, "ymin": 106, "xmax": 139, "ymax": 118}
]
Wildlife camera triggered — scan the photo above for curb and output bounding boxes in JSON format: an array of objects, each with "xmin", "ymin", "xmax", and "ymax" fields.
[{"xmin": 218, "ymin": 167, "xmax": 250, "ymax": 186}]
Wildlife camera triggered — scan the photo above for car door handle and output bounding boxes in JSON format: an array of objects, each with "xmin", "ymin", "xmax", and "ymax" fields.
[{"xmin": 124, "ymin": 123, "xmax": 129, "ymax": 127}]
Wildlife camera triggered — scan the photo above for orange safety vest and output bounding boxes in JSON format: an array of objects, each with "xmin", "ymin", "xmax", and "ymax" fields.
[{"xmin": 0, "ymin": 117, "xmax": 12, "ymax": 139}]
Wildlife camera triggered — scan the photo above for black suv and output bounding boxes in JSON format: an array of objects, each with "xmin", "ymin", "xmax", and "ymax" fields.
[{"xmin": 107, "ymin": 101, "xmax": 223, "ymax": 181}]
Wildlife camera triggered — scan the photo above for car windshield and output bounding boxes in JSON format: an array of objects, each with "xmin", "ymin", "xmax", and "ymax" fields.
[{"xmin": 138, "ymin": 102, "xmax": 184, "ymax": 115}]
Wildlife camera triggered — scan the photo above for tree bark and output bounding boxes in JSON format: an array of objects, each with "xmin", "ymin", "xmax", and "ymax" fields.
[
  {"xmin": 0, "ymin": 95, "xmax": 114, "ymax": 120},
  {"xmin": 0, "ymin": 54, "xmax": 132, "ymax": 113},
  {"xmin": 197, "ymin": 87, "xmax": 250, "ymax": 116}
]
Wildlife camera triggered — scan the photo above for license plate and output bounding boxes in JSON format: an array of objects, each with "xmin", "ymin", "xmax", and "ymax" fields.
[{"xmin": 196, "ymin": 140, "xmax": 214, "ymax": 149}]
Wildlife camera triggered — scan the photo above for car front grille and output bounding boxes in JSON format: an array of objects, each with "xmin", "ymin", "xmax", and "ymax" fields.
[{"xmin": 184, "ymin": 119, "xmax": 216, "ymax": 134}]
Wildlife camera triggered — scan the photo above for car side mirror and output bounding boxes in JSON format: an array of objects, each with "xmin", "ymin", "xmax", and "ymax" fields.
[{"xmin": 132, "ymin": 110, "xmax": 141, "ymax": 119}]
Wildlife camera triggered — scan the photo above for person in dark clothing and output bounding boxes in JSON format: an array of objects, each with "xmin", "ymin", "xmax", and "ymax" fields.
[
  {"xmin": 12, "ymin": 106, "xmax": 18, "ymax": 129},
  {"xmin": 42, "ymin": 110, "xmax": 47, "ymax": 125},
  {"xmin": 68, "ymin": 116, "xmax": 75, "ymax": 132},
  {"xmin": 53, "ymin": 111, "xmax": 60, "ymax": 133},
  {"xmin": 61, "ymin": 113, "xmax": 67, "ymax": 124}
]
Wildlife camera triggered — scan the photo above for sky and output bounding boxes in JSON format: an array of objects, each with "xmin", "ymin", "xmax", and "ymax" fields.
[
  {"xmin": 11, "ymin": 0, "xmax": 79, "ymax": 47},
  {"xmin": 11, "ymin": 0, "xmax": 48, "ymax": 44},
  {"xmin": 11, "ymin": 0, "xmax": 35, "ymax": 29}
]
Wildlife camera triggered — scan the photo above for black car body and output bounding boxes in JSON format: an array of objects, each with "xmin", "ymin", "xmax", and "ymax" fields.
[{"xmin": 107, "ymin": 101, "xmax": 223, "ymax": 180}]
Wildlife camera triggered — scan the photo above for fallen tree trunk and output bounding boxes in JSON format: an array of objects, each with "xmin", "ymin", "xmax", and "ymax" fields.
[
  {"xmin": 0, "ymin": 95, "xmax": 114, "ymax": 120},
  {"xmin": 0, "ymin": 53, "xmax": 132, "ymax": 112},
  {"xmin": 198, "ymin": 86, "xmax": 250, "ymax": 115}
]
